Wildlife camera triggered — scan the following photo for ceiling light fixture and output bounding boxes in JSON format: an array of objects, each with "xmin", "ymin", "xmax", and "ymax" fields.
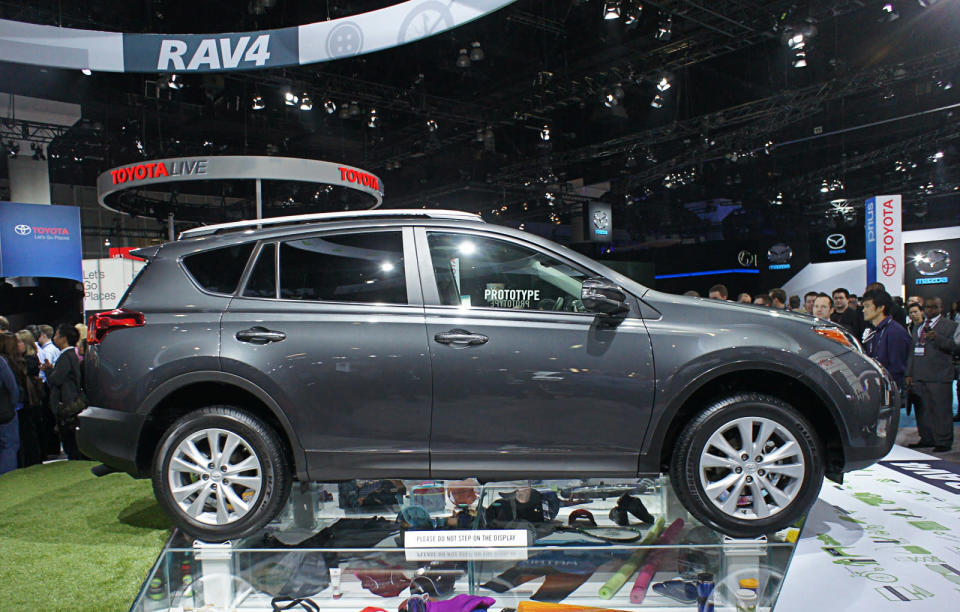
[
  {"xmin": 469, "ymin": 41, "xmax": 484, "ymax": 62},
  {"xmin": 348, "ymin": 101, "xmax": 360, "ymax": 116},
  {"xmin": 456, "ymin": 48, "xmax": 471, "ymax": 68},
  {"xmin": 251, "ymin": 95, "xmax": 266, "ymax": 110},
  {"xmin": 166, "ymin": 74, "xmax": 183, "ymax": 89},
  {"xmin": 656, "ymin": 14, "xmax": 672, "ymax": 41},
  {"xmin": 323, "ymin": 99, "xmax": 337, "ymax": 114},
  {"xmin": 81, "ymin": 68, "xmax": 92, "ymax": 76},
  {"xmin": 624, "ymin": 2, "xmax": 642, "ymax": 25},
  {"xmin": 284, "ymin": 91, "xmax": 298, "ymax": 106},
  {"xmin": 879, "ymin": 3, "xmax": 900, "ymax": 21},
  {"xmin": 603, "ymin": 1, "xmax": 621, "ymax": 20},
  {"xmin": 368, "ymin": 109, "xmax": 378, "ymax": 128},
  {"xmin": 540, "ymin": 124, "xmax": 551, "ymax": 141},
  {"xmin": 792, "ymin": 50, "xmax": 807, "ymax": 68},
  {"xmin": 650, "ymin": 94, "xmax": 664, "ymax": 108},
  {"xmin": 299, "ymin": 94, "xmax": 313, "ymax": 111},
  {"xmin": 426, "ymin": 119, "xmax": 439, "ymax": 132},
  {"xmin": 656, "ymin": 76, "xmax": 671, "ymax": 92}
]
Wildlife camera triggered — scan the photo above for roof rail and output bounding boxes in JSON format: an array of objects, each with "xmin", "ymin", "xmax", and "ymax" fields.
[{"xmin": 178, "ymin": 209, "xmax": 484, "ymax": 239}]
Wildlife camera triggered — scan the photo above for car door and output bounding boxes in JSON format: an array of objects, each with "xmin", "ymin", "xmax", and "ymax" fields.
[
  {"xmin": 414, "ymin": 227, "xmax": 656, "ymax": 479},
  {"xmin": 220, "ymin": 226, "xmax": 432, "ymax": 480}
]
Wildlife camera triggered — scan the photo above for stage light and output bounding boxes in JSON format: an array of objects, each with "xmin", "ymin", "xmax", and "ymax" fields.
[
  {"xmin": 792, "ymin": 50, "xmax": 807, "ymax": 68},
  {"xmin": 624, "ymin": 2, "xmax": 642, "ymax": 24},
  {"xmin": 656, "ymin": 76, "xmax": 671, "ymax": 92},
  {"xmin": 251, "ymin": 95, "xmax": 265, "ymax": 110},
  {"xmin": 787, "ymin": 33, "xmax": 805, "ymax": 49},
  {"xmin": 820, "ymin": 180, "xmax": 830, "ymax": 193},
  {"xmin": 469, "ymin": 42, "xmax": 484, "ymax": 62},
  {"xmin": 656, "ymin": 14, "xmax": 672, "ymax": 40},
  {"xmin": 930, "ymin": 151, "xmax": 945, "ymax": 162},
  {"xmin": 299, "ymin": 94, "xmax": 313, "ymax": 111},
  {"xmin": 603, "ymin": 1, "xmax": 621, "ymax": 20},
  {"xmin": 918, "ymin": 0, "xmax": 939, "ymax": 8},
  {"xmin": 456, "ymin": 48, "xmax": 471, "ymax": 68},
  {"xmin": 166, "ymin": 74, "xmax": 183, "ymax": 89},
  {"xmin": 81, "ymin": 68, "xmax": 92, "ymax": 76},
  {"xmin": 880, "ymin": 3, "xmax": 899, "ymax": 21},
  {"xmin": 6, "ymin": 141, "xmax": 19, "ymax": 158},
  {"xmin": 284, "ymin": 91, "xmax": 298, "ymax": 106},
  {"xmin": 650, "ymin": 94, "xmax": 664, "ymax": 108},
  {"xmin": 349, "ymin": 101, "xmax": 360, "ymax": 116},
  {"xmin": 31, "ymin": 144, "xmax": 45, "ymax": 160},
  {"xmin": 324, "ymin": 99, "xmax": 337, "ymax": 114},
  {"xmin": 540, "ymin": 125, "xmax": 551, "ymax": 141},
  {"xmin": 426, "ymin": 119, "xmax": 439, "ymax": 132},
  {"xmin": 368, "ymin": 109, "xmax": 378, "ymax": 128}
]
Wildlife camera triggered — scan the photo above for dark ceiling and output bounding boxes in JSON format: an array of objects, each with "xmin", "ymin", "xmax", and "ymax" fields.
[{"xmin": 1, "ymin": 0, "xmax": 960, "ymax": 247}]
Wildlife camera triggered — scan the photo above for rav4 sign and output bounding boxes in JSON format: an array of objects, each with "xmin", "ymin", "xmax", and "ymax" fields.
[
  {"xmin": 124, "ymin": 30, "xmax": 297, "ymax": 73},
  {"xmin": 865, "ymin": 195, "xmax": 903, "ymax": 292}
]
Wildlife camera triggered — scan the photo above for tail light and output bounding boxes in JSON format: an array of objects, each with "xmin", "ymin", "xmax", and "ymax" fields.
[{"xmin": 87, "ymin": 309, "xmax": 145, "ymax": 345}]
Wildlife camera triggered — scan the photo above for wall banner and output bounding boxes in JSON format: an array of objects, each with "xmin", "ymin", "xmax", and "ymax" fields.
[
  {"xmin": 82, "ymin": 258, "xmax": 146, "ymax": 312},
  {"xmin": 0, "ymin": 202, "xmax": 82, "ymax": 281},
  {"xmin": 865, "ymin": 195, "xmax": 903, "ymax": 291}
]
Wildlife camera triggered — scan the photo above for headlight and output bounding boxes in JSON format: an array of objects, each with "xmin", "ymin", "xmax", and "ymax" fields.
[{"xmin": 813, "ymin": 325, "xmax": 863, "ymax": 352}]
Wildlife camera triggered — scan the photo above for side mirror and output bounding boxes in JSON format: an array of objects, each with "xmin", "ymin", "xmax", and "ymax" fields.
[{"xmin": 581, "ymin": 278, "xmax": 629, "ymax": 319}]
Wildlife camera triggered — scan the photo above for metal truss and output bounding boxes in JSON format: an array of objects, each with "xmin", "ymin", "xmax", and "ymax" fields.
[{"xmin": 0, "ymin": 119, "xmax": 70, "ymax": 145}]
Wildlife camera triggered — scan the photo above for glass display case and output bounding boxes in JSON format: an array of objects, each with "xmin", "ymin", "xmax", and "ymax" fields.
[{"xmin": 132, "ymin": 477, "xmax": 800, "ymax": 611}]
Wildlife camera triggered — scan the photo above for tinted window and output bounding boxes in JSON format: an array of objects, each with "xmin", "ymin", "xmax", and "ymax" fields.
[
  {"xmin": 243, "ymin": 243, "xmax": 276, "ymax": 298},
  {"xmin": 279, "ymin": 232, "xmax": 406, "ymax": 304},
  {"xmin": 182, "ymin": 243, "xmax": 254, "ymax": 294},
  {"xmin": 426, "ymin": 232, "xmax": 588, "ymax": 312}
]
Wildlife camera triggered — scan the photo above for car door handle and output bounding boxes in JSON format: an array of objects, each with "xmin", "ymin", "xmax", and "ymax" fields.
[
  {"xmin": 434, "ymin": 329, "xmax": 488, "ymax": 346},
  {"xmin": 236, "ymin": 327, "xmax": 287, "ymax": 344}
]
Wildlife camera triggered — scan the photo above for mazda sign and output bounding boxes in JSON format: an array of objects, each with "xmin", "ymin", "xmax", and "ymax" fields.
[
  {"xmin": 913, "ymin": 249, "xmax": 951, "ymax": 276},
  {"xmin": 826, "ymin": 234, "xmax": 846, "ymax": 250}
]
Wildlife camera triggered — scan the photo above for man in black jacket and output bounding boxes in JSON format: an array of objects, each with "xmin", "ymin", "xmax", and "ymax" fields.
[
  {"xmin": 41, "ymin": 324, "xmax": 85, "ymax": 460},
  {"xmin": 905, "ymin": 297, "xmax": 957, "ymax": 452}
]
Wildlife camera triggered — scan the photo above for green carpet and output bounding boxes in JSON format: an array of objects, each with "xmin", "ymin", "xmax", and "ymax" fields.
[{"xmin": 0, "ymin": 461, "xmax": 171, "ymax": 612}]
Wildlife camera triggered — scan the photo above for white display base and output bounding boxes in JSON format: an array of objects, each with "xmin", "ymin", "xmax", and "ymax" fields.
[{"xmin": 776, "ymin": 445, "xmax": 960, "ymax": 610}]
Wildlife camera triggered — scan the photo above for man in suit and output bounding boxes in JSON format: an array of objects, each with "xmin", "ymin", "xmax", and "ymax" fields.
[
  {"xmin": 40, "ymin": 324, "xmax": 85, "ymax": 460},
  {"xmin": 905, "ymin": 297, "xmax": 957, "ymax": 452}
]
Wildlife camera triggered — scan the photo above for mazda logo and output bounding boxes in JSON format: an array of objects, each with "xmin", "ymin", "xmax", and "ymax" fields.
[
  {"xmin": 14, "ymin": 224, "xmax": 32, "ymax": 236},
  {"xmin": 826, "ymin": 233, "xmax": 846, "ymax": 250},
  {"xmin": 767, "ymin": 243, "xmax": 793, "ymax": 264},
  {"xmin": 913, "ymin": 248, "xmax": 951, "ymax": 276},
  {"xmin": 737, "ymin": 250, "xmax": 755, "ymax": 267}
]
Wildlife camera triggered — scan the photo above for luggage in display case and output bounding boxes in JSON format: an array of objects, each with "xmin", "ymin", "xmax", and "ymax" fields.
[{"xmin": 131, "ymin": 477, "xmax": 797, "ymax": 611}]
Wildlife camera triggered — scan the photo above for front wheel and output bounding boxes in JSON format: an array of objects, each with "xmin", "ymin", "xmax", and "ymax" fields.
[
  {"xmin": 669, "ymin": 393, "xmax": 824, "ymax": 538},
  {"xmin": 152, "ymin": 406, "xmax": 292, "ymax": 542}
]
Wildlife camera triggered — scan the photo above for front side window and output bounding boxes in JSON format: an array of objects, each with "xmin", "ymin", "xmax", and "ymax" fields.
[
  {"xmin": 279, "ymin": 231, "xmax": 407, "ymax": 304},
  {"xmin": 426, "ymin": 232, "xmax": 588, "ymax": 312}
]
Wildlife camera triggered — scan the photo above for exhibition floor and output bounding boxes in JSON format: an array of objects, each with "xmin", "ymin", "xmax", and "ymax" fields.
[{"xmin": 130, "ymin": 437, "xmax": 960, "ymax": 611}]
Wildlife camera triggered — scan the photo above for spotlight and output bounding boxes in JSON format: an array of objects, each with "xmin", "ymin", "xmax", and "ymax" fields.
[
  {"xmin": 656, "ymin": 76, "xmax": 671, "ymax": 92},
  {"xmin": 792, "ymin": 50, "xmax": 807, "ymax": 68},
  {"xmin": 300, "ymin": 94, "xmax": 313, "ymax": 111},
  {"xmin": 251, "ymin": 95, "xmax": 266, "ymax": 110},
  {"xmin": 426, "ymin": 119, "xmax": 439, "ymax": 132},
  {"xmin": 656, "ymin": 14, "xmax": 672, "ymax": 41},
  {"xmin": 764, "ymin": 140, "xmax": 774, "ymax": 155},
  {"xmin": 166, "ymin": 74, "xmax": 183, "ymax": 89},
  {"xmin": 284, "ymin": 91, "xmax": 298, "ymax": 106},
  {"xmin": 338, "ymin": 104, "xmax": 350, "ymax": 119},
  {"xmin": 349, "ymin": 101, "xmax": 360, "ymax": 116},
  {"xmin": 603, "ymin": 1, "xmax": 621, "ymax": 20},
  {"xmin": 469, "ymin": 41, "xmax": 484, "ymax": 62},
  {"xmin": 624, "ymin": 2, "xmax": 642, "ymax": 25},
  {"xmin": 603, "ymin": 92, "xmax": 619, "ymax": 108},
  {"xmin": 787, "ymin": 33, "xmax": 805, "ymax": 49},
  {"xmin": 104, "ymin": 237, "xmax": 111, "ymax": 247},
  {"xmin": 368, "ymin": 109, "xmax": 378, "ymax": 128},
  {"xmin": 540, "ymin": 124, "xmax": 551, "ymax": 141},
  {"xmin": 650, "ymin": 94, "xmax": 664, "ymax": 108},
  {"xmin": 879, "ymin": 3, "xmax": 899, "ymax": 21},
  {"xmin": 820, "ymin": 180, "xmax": 830, "ymax": 193},
  {"xmin": 31, "ymin": 143, "xmax": 45, "ymax": 160},
  {"xmin": 456, "ymin": 48, "xmax": 471, "ymax": 68},
  {"xmin": 5, "ymin": 141, "xmax": 19, "ymax": 158},
  {"xmin": 930, "ymin": 151, "xmax": 945, "ymax": 162},
  {"xmin": 324, "ymin": 99, "xmax": 337, "ymax": 114},
  {"xmin": 918, "ymin": 0, "xmax": 939, "ymax": 7},
  {"xmin": 81, "ymin": 68, "xmax": 92, "ymax": 76}
]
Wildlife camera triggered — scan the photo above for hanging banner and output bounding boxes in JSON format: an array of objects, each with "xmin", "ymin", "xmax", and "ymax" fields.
[
  {"xmin": 0, "ymin": 202, "xmax": 82, "ymax": 281},
  {"xmin": 865, "ymin": 195, "xmax": 903, "ymax": 292},
  {"xmin": 0, "ymin": 0, "xmax": 516, "ymax": 73}
]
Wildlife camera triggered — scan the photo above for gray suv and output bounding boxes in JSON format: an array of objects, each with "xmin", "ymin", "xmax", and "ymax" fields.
[{"xmin": 78, "ymin": 210, "xmax": 898, "ymax": 541}]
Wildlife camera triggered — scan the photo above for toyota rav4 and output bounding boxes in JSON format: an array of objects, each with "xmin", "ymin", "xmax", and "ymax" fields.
[{"xmin": 78, "ymin": 209, "xmax": 899, "ymax": 541}]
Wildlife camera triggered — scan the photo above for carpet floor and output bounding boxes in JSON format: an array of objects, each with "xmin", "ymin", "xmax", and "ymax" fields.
[{"xmin": 0, "ymin": 460, "xmax": 171, "ymax": 612}]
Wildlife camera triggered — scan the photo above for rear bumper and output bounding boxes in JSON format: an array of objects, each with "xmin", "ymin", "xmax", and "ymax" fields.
[{"xmin": 76, "ymin": 406, "xmax": 145, "ymax": 477}]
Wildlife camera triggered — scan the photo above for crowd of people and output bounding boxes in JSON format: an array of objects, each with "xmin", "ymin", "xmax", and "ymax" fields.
[
  {"xmin": 0, "ymin": 317, "xmax": 87, "ymax": 476},
  {"xmin": 687, "ymin": 282, "xmax": 960, "ymax": 453}
]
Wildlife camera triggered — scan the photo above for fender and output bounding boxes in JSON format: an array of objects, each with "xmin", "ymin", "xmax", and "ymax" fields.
[
  {"xmin": 639, "ymin": 352, "xmax": 848, "ymax": 471},
  {"xmin": 138, "ymin": 370, "xmax": 308, "ymax": 480}
]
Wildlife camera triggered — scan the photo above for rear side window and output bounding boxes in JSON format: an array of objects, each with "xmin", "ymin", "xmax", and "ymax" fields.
[
  {"xmin": 243, "ymin": 243, "xmax": 276, "ymax": 298},
  {"xmin": 279, "ymin": 231, "xmax": 406, "ymax": 304},
  {"xmin": 182, "ymin": 243, "xmax": 254, "ymax": 295}
]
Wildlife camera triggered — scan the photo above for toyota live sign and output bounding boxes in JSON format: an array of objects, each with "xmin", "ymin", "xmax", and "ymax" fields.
[
  {"xmin": 0, "ymin": 202, "xmax": 83, "ymax": 281},
  {"xmin": 865, "ymin": 195, "xmax": 903, "ymax": 292}
]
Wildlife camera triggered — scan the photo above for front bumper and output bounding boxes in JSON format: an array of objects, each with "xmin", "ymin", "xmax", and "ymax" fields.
[{"xmin": 76, "ymin": 406, "xmax": 146, "ymax": 476}]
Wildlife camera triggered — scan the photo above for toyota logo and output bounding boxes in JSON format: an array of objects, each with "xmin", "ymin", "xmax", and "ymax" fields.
[
  {"xmin": 881, "ymin": 256, "xmax": 897, "ymax": 276},
  {"xmin": 14, "ymin": 224, "xmax": 32, "ymax": 236},
  {"xmin": 826, "ymin": 233, "xmax": 846, "ymax": 249}
]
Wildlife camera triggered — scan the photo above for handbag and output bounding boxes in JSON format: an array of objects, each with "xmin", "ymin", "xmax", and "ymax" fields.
[{"xmin": 55, "ymin": 350, "xmax": 87, "ymax": 420}]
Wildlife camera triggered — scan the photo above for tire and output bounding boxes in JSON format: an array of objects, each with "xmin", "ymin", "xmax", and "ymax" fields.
[
  {"xmin": 669, "ymin": 393, "xmax": 824, "ymax": 538},
  {"xmin": 152, "ymin": 405, "xmax": 292, "ymax": 542}
]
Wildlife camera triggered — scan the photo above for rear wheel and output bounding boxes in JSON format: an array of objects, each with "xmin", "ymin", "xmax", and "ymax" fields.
[
  {"xmin": 152, "ymin": 405, "xmax": 291, "ymax": 542},
  {"xmin": 669, "ymin": 393, "xmax": 823, "ymax": 537}
]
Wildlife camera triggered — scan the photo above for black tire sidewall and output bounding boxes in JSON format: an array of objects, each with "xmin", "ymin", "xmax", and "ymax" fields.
[
  {"xmin": 152, "ymin": 406, "xmax": 288, "ymax": 541},
  {"xmin": 671, "ymin": 394, "xmax": 823, "ymax": 537}
]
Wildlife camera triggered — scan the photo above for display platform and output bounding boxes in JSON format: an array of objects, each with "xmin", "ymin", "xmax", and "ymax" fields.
[{"xmin": 131, "ymin": 477, "xmax": 799, "ymax": 611}]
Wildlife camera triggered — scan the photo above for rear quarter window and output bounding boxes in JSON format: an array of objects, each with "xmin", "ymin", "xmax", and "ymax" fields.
[{"xmin": 182, "ymin": 243, "xmax": 255, "ymax": 295}]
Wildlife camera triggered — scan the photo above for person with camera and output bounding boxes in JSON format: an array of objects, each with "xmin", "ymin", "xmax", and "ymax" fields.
[{"xmin": 40, "ymin": 324, "xmax": 86, "ymax": 460}]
